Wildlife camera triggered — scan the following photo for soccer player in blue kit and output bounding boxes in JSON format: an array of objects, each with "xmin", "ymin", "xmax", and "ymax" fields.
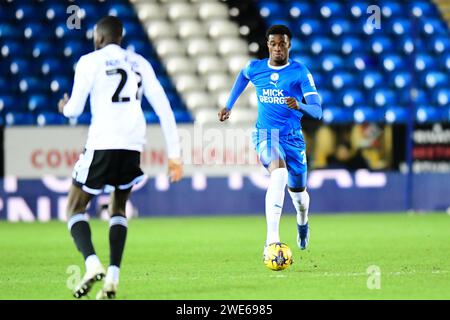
[{"xmin": 218, "ymin": 25, "xmax": 322, "ymax": 252}]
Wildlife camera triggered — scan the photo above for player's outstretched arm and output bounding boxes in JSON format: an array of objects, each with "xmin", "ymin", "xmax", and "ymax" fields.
[
  {"xmin": 218, "ymin": 108, "xmax": 231, "ymax": 122},
  {"xmin": 286, "ymin": 94, "xmax": 322, "ymax": 120},
  {"xmin": 168, "ymin": 158, "xmax": 183, "ymax": 183},
  {"xmin": 218, "ymin": 70, "xmax": 249, "ymax": 122},
  {"xmin": 58, "ymin": 93, "xmax": 69, "ymax": 113},
  {"xmin": 140, "ymin": 57, "xmax": 183, "ymax": 183},
  {"xmin": 60, "ymin": 56, "xmax": 93, "ymax": 118}
]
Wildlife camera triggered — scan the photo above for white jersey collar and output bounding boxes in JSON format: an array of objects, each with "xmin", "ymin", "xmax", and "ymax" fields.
[
  {"xmin": 102, "ymin": 43, "xmax": 122, "ymax": 51},
  {"xmin": 267, "ymin": 59, "xmax": 290, "ymax": 70}
]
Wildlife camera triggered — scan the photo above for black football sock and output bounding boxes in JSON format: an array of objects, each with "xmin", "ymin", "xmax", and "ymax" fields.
[
  {"xmin": 68, "ymin": 213, "xmax": 96, "ymax": 259},
  {"xmin": 109, "ymin": 215, "xmax": 128, "ymax": 268}
]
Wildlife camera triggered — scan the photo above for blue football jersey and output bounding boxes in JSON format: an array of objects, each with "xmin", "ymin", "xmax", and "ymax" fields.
[{"xmin": 243, "ymin": 58, "xmax": 318, "ymax": 136}]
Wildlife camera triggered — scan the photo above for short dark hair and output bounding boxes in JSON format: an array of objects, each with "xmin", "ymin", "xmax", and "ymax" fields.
[
  {"xmin": 96, "ymin": 16, "xmax": 123, "ymax": 40},
  {"xmin": 266, "ymin": 25, "xmax": 292, "ymax": 40}
]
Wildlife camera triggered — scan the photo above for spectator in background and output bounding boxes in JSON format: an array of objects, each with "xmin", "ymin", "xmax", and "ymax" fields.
[{"xmin": 326, "ymin": 141, "xmax": 369, "ymax": 170}]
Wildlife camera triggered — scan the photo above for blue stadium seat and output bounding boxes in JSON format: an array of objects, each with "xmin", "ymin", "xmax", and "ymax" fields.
[
  {"xmin": 144, "ymin": 111, "xmax": 159, "ymax": 124},
  {"xmin": 322, "ymin": 106, "xmax": 353, "ymax": 123},
  {"xmin": 259, "ymin": 1, "xmax": 284, "ymax": 19},
  {"xmin": 328, "ymin": 19, "xmax": 352, "ymax": 37},
  {"xmin": 32, "ymin": 41, "xmax": 55, "ymax": 58},
  {"xmin": 174, "ymin": 110, "xmax": 194, "ymax": 123},
  {"xmin": 383, "ymin": 55, "xmax": 407, "ymax": 72},
  {"xmin": 312, "ymin": 73, "xmax": 325, "ymax": 88},
  {"xmin": 19, "ymin": 77, "xmax": 47, "ymax": 94},
  {"xmin": 320, "ymin": 54, "xmax": 345, "ymax": 71},
  {"xmin": 340, "ymin": 89, "xmax": 364, "ymax": 108},
  {"xmin": 0, "ymin": 95, "xmax": 24, "ymax": 113},
  {"xmin": 348, "ymin": 54, "xmax": 371, "ymax": 71},
  {"xmin": 390, "ymin": 72, "xmax": 413, "ymax": 89},
  {"xmin": 63, "ymin": 40, "xmax": 89, "ymax": 58},
  {"xmin": 28, "ymin": 95, "xmax": 54, "ymax": 112},
  {"xmin": 289, "ymin": 2, "xmax": 313, "ymax": 19},
  {"xmin": 409, "ymin": 0, "xmax": 437, "ymax": 17},
  {"xmin": 0, "ymin": 7, "xmax": 14, "ymax": 23},
  {"xmin": 318, "ymin": 89, "xmax": 334, "ymax": 106},
  {"xmin": 444, "ymin": 108, "xmax": 450, "ymax": 122},
  {"xmin": 319, "ymin": 1, "xmax": 345, "ymax": 19},
  {"xmin": 310, "ymin": 37, "xmax": 336, "ymax": 55},
  {"xmin": 353, "ymin": 106, "xmax": 385, "ymax": 123},
  {"xmin": 385, "ymin": 106, "xmax": 409, "ymax": 123},
  {"xmin": 432, "ymin": 88, "xmax": 450, "ymax": 107},
  {"xmin": 415, "ymin": 54, "xmax": 437, "ymax": 71},
  {"xmin": 54, "ymin": 23, "xmax": 84, "ymax": 40},
  {"xmin": 5, "ymin": 112, "xmax": 35, "ymax": 125},
  {"xmin": 0, "ymin": 60, "xmax": 11, "ymax": 76},
  {"xmin": 289, "ymin": 38, "xmax": 303, "ymax": 53},
  {"xmin": 370, "ymin": 36, "xmax": 394, "ymax": 55},
  {"xmin": 123, "ymin": 22, "xmax": 142, "ymax": 38},
  {"xmin": 125, "ymin": 40, "xmax": 152, "ymax": 55},
  {"xmin": 341, "ymin": 36, "xmax": 364, "ymax": 55},
  {"xmin": 297, "ymin": 19, "xmax": 322, "ymax": 37},
  {"xmin": 399, "ymin": 89, "xmax": 429, "ymax": 105},
  {"xmin": 363, "ymin": 71, "xmax": 384, "ymax": 89},
  {"xmin": 37, "ymin": 112, "xmax": 67, "ymax": 126},
  {"xmin": 14, "ymin": 5, "xmax": 42, "ymax": 22},
  {"xmin": 423, "ymin": 71, "xmax": 448, "ymax": 89},
  {"xmin": 24, "ymin": 23, "xmax": 48, "ymax": 40},
  {"xmin": 0, "ymin": 78, "xmax": 12, "ymax": 94},
  {"xmin": 44, "ymin": 4, "xmax": 67, "ymax": 22},
  {"xmin": 68, "ymin": 112, "xmax": 92, "ymax": 125},
  {"xmin": 166, "ymin": 93, "xmax": 184, "ymax": 111},
  {"xmin": 371, "ymin": 88, "xmax": 398, "ymax": 107},
  {"xmin": 265, "ymin": 18, "xmax": 292, "ymax": 30},
  {"xmin": 291, "ymin": 55, "xmax": 315, "ymax": 71},
  {"xmin": 349, "ymin": 1, "xmax": 370, "ymax": 19},
  {"xmin": 1, "ymin": 41, "xmax": 24, "ymax": 58},
  {"xmin": 398, "ymin": 38, "xmax": 416, "ymax": 55},
  {"xmin": 50, "ymin": 76, "xmax": 71, "ymax": 94},
  {"xmin": 157, "ymin": 76, "xmax": 176, "ymax": 93},
  {"xmin": 331, "ymin": 72, "xmax": 357, "ymax": 89},
  {"xmin": 109, "ymin": 4, "xmax": 137, "ymax": 19},
  {"xmin": 419, "ymin": 18, "xmax": 447, "ymax": 35},
  {"xmin": 444, "ymin": 54, "xmax": 450, "ymax": 71},
  {"xmin": 381, "ymin": 2, "xmax": 403, "ymax": 18},
  {"xmin": 431, "ymin": 36, "xmax": 450, "ymax": 54},
  {"xmin": 416, "ymin": 106, "xmax": 444, "ymax": 123},
  {"xmin": 388, "ymin": 19, "xmax": 411, "ymax": 36},
  {"xmin": 10, "ymin": 59, "xmax": 38, "ymax": 75},
  {"xmin": 77, "ymin": 4, "xmax": 99, "ymax": 23},
  {"xmin": 41, "ymin": 59, "xmax": 65, "ymax": 76},
  {"xmin": 0, "ymin": 23, "xmax": 23, "ymax": 39},
  {"xmin": 83, "ymin": 21, "xmax": 97, "ymax": 40}
]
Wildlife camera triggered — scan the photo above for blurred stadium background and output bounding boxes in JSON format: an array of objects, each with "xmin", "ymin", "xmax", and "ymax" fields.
[
  {"xmin": 1, "ymin": 0, "xmax": 450, "ymax": 301},
  {"xmin": 0, "ymin": 0, "xmax": 449, "ymax": 218}
]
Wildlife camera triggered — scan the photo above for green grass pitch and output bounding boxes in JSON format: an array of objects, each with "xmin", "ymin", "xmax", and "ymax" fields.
[{"xmin": 0, "ymin": 213, "xmax": 449, "ymax": 300}]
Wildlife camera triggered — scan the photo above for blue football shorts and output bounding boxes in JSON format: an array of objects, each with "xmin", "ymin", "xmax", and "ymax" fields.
[{"xmin": 252, "ymin": 129, "xmax": 307, "ymax": 189}]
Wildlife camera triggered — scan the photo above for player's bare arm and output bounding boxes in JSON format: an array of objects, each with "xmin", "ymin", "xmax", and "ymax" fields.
[
  {"xmin": 285, "ymin": 97, "xmax": 299, "ymax": 110},
  {"xmin": 58, "ymin": 93, "xmax": 69, "ymax": 113},
  {"xmin": 168, "ymin": 158, "xmax": 183, "ymax": 183},
  {"xmin": 219, "ymin": 66, "xmax": 250, "ymax": 122},
  {"xmin": 218, "ymin": 107, "xmax": 231, "ymax": 122}
]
